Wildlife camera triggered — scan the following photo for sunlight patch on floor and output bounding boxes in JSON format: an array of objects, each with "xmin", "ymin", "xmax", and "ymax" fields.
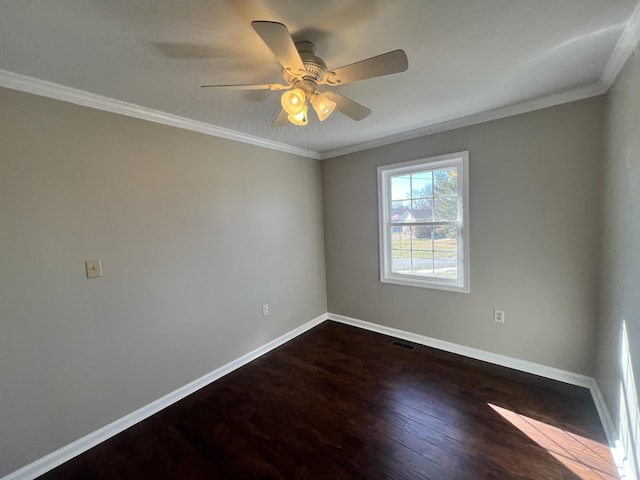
[
  {"xmin": 618, "ymin": 320, "xmax": 639, "ymax": 478},
  {"xmin": 489, "ymin": 403, "xmax": 618, "ymax": 479}
]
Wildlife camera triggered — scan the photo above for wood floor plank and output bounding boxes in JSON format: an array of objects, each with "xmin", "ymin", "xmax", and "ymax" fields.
[{"xmin": 36, "ymin": 321, "xmax": 617, "ymax": 479}]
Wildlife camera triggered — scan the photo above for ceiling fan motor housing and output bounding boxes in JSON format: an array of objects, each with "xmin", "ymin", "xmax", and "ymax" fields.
[{"xmin": 283, "ymin": 41, "xmax": 328, "ymax": 92}]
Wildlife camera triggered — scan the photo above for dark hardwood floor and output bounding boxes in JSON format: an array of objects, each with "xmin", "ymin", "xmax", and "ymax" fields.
[{"xmin": 37, "ymin": 321, "xmax": 617, "ymax": 479}]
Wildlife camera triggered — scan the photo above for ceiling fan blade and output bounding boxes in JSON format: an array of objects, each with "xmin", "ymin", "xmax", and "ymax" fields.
[
  {"xmin": 323, "ymin": 91, "xmax": 371, "ymax": 121},
  {"xmin": 323, "ymin": 49, "xmax": 408, "ymax": 86},
  {"xmin": 272, "ymin": 109, "xmax": 289, "ymax": 127},
  {"xmin": 251, "ymin": 21, "xmax": 305, "ymax": 74},
  {"xmin": 200, "ymin": 83, "xmax": 290, "ymax": 90}
]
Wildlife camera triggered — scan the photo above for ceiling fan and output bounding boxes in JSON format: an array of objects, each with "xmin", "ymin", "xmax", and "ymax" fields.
[{"xmin": 201, "ymin": 21, "xmax": 408, "ymax": 126}]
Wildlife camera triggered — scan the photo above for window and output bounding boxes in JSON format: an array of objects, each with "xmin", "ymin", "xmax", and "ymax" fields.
[{"xmin": 378, "ymin": 151, "xmax": 469, "ymax": 292}]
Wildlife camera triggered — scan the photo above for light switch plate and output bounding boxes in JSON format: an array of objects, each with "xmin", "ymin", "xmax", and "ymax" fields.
[{"xmin": 85, "ymin": 259, "xmax": 103, "ymax": 279}]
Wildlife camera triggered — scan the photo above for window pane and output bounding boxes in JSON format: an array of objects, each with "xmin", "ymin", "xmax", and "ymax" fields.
[
  {"xmin": 411, "ymin": 172, "xmax": 432, "ymax": 199},
  {"xmin": 434, "ymin": 167, "xmax": 458, "ymax": 196},
  {"xmin": 434, "ymin": 228, "xmax": 457, "ymax": 250},
  {"xmin": 391, "ymin": 230, "xmax": 411, "ymax": 249},
  {"xmin": 433, "ymin": 195, "xmax": 457, "ymax": 221},
  {"xmin": 392, "ymin": 248, "xmax": 411, "ymax": 274},
  {"xmin": 391, "ymin": 200, "xmax": 411, "ymax": 223},
  {"xmin": 412, "ymin": 249, "xmax": 434, "ymax": 277},
  {"xmin": 411, "ymin": 203, "xmax": 433, "ymax": 222},
  {"xmin": 410, "ymin": 226, "xmax": 434, "ymax": 277},
  {"xmin": 434, "ymin": 227, "xmax": 458, "ymax": 279},
  {"xmin": 434, "ymin": 251, "xmax": 458, "ymax": 278},
  {"xmin": 391, "ymin": 175, "xmax": 411, "ymax": 201},
  {"xmin": 433, "ymin": 225, "xmax": 457, "ymax": 241},
  {"xmin": 410, "ymin": 225, "xmax": 433, "ymax": 246}
]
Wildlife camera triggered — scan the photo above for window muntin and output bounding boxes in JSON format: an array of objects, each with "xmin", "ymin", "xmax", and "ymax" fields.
[{"xmin": 378, "ymin": 152, "xmax": 469, "ymax": 292}]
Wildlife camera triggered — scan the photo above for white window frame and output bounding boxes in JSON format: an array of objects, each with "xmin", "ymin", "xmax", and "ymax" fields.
[{"xmin": 378, "ymin": 151, "xmax": 470, "ymax": 293}]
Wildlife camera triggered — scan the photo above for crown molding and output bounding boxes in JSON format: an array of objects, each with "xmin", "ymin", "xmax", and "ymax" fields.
[
  {"xmin": 601, "ymin": 0, "xmax": 640, "ymax": 88},
  {"xmin": 320, "ymin": 82, "xmax": 607, "ymax": 159},
  {"xmin": 0, "ymin": 59, "xmax": 622, "ymax": 163},
  {"xmin": 319, "ymin": 1, "xmax": 640, "ymax": 160},
  {"xmin": 0, "ymin": 69, "xmax": 321, "ymax": 160}
]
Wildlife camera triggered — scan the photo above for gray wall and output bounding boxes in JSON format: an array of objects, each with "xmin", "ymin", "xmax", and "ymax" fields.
[
  {"xmin": 4, "ymin": 60, "xmax": 639, "ymax": 477},
  {"xmin": 0, "ymin": 87, "xmax": 327, "ymax": 476},
  {"xmin": 597, "ymin": 44, "xmax": 640, "ymax": 474},
  {"xmin": 323, "ymin": 97, "xmax": 604, "ymax": 375}
]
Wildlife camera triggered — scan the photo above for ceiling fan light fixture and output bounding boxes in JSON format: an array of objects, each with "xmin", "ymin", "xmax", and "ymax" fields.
[
  {"xmin": 288, "ymin": 104, "xmax": 308, "ymax": 126},
  {"xmin": 281, "ymin": 88, "xmax": 306, "ymax": 115},
  {"xmin": 310, "ymin": 92, "xmax": 336, "ymax": 121}
]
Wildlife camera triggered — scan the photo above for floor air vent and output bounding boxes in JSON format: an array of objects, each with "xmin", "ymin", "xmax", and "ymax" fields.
[{"xmin": 391, "ymin": 340, "xmax": 416, "ymax": 351}]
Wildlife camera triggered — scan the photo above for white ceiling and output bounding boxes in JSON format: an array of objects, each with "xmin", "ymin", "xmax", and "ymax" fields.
[{"xmin": 1, "ymin": 0, "xmax": 639, "ymax": 158}]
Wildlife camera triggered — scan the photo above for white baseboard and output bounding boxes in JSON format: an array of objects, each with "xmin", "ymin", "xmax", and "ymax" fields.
[
  {"xmin": 328, "ymin": 312, "xmax": 634, "ymax": 480},
  {"xmin": 6, "ymin": 312, "xmax": 633, "ymax": 480},
  {"xmin": 2, "ymin": 314, "xmax": 328, "ymax": 480},
  {"xmin": 328, "ymin": 313, "xmax": 594, "ymax": 387}
]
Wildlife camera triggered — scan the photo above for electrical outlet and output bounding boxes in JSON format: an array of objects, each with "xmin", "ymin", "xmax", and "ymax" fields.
[
  {"xmin": 262, "ymin": 304, "xmax": 269, "ymax": 317},
  {"xmin": 494, "ymin": 309, "xmax": 505, "ymax": 323}
]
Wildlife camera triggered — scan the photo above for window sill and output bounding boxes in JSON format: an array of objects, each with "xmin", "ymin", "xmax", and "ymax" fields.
[{"xmin": 381, "ymin": 275, "xmax": 470, "ymax": 293}]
